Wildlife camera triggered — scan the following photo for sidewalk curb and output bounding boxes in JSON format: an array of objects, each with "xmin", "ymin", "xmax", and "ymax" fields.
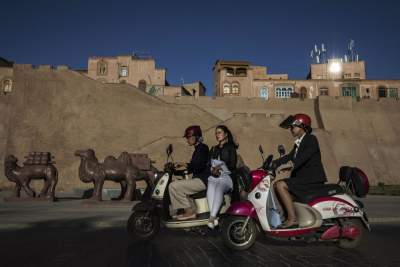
[{"xmin": 369, "ymin": 217, "xmax": 400, "ymax": 223}]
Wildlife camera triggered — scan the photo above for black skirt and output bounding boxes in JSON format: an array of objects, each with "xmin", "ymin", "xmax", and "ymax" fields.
[{"xmin": 282, "ymin": 178, "xmax": 324, "ymax": 202}]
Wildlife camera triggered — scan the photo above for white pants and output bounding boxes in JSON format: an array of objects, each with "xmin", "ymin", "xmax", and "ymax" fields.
[{"xmin": 207, "ymin": 176, "xmax": 233, "ymax": 217}]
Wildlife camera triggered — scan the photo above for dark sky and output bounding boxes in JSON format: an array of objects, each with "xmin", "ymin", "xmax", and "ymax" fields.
[{"xmin": 1, "ymin": 0, "xmax": 400, "ymax": 95}]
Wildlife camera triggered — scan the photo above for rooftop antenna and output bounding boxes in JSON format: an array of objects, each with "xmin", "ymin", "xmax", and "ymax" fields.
[
  {"xmin": 345, "ymin": 39, "xmax": 359, "ymax": 62},
  {"xmin": 310, "ymin": 43, "xmax": 328, "ymax": 64}
]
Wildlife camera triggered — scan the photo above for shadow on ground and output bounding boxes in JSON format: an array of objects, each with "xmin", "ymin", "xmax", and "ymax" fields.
[{"xmin": 1, "ymin": 218, "xmax": 400, "ymax": 267}]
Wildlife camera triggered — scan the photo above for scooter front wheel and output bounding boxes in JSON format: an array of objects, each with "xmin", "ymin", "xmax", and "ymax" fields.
[
  {"xmin": 221, "ymin": 216, "xmax": 258, "ymax": 250},
  {"xmin": 127, "ymin": 211, "xmax": 160, "ymax": 241}
]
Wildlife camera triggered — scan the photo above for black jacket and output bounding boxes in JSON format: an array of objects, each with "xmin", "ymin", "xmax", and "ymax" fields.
[
  {"xmin": 210, "ymin": 142, "xmax": 240, "ymax": 201},
  {"xmin": 210, "ymin": 142, "xmax": 237, "ymax": 173},
  {"xmin": 184, "ymin": 142, "xmax": 210, "ymax": 185},
  {"xmin": 274, "ymin": 134, "xmax": 327, "ymax": 184}
]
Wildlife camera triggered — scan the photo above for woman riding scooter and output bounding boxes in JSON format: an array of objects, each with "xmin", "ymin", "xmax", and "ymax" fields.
[
  {"xmin": 273, "ymin": 113, "xmax": 327, "ymax": 229},
  {"xmin": 168, "ymin": 125, "xmax": 210, "ymax": 220},
  {"xmin": 207, "ymin": 125, "xmax": 238, "ymax": 229}
]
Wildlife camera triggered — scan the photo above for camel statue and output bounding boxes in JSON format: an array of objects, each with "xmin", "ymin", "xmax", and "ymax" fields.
[
  {"xmin": 4, "ymin": 154, "xmax": 58, "ymax": 200},
  {"xmin": 75, "ymin": 149, "xmax": 155, "ymax": 201}
]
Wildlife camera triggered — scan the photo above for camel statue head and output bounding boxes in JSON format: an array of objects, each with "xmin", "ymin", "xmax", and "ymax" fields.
[
  {"xmin": 4, "ymin": 155, "xmax": 18, "ymax": 167},
  {"xmin": 74, "ymin": 149, "xmax": 97, "ymax": 161},
  {"xmin": 4, "ymin": 155, "xmax": 19, "ymax": 179}
]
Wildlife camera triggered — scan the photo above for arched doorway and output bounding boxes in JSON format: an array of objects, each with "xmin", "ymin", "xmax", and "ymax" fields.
[
  {"xmin": 300, "ymin": 87, "xmax": 307, "ymax": 100},
  {"xmin": 138, "ymin": 79, "xmax": 147, "ymax": 91}
]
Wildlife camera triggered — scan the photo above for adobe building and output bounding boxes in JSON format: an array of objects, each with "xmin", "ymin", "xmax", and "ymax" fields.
[
  {"xmin": 87, "ymin": 54, "xmax": 205, "ymax": 97},
  {"xmin": 213, "ymin": 59, "xmax": 399, "ymax": 100}
]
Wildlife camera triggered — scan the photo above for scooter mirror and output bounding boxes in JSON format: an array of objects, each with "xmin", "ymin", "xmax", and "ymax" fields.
[
  {"xmin": 166, "ymin": 144, "xmax": 173, "ymax": 156},
  {"xmin": 263, "ymin": 154, "xmax": 273, "ymax": 170},
  {"xmin": 258, "ymin": 145, "xmax": 264, "ymax": 154},
  {"xmin": 278, "ymin": 145, "xmax": 285, "ymax": 156}
]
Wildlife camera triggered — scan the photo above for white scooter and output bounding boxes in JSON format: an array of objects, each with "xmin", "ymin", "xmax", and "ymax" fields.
[
  {"xmin": 220, "ymin": 145, "xmax": 370, "ymax": 250},
  {"xmin": 127, "ymin": 144, "xmax": 231, "ymax": 240}
]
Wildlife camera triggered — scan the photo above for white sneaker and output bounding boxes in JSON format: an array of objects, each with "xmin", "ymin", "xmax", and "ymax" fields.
[
  {"xmin": 207, "ymin": 221, "xmax": 215, "ymax": 229},
  {"xmin": 214, "ymin": 218, "xmax": 219, "ymax": 227}
]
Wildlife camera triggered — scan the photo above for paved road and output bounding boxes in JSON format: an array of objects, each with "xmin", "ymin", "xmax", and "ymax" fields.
[{"xmin": 1, "ymin": 194, "xmax": 400, "ymax": 267}]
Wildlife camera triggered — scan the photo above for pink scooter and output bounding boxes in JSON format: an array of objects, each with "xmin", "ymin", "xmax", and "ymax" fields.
[{"xmin": 220, "ymin": 145, "xmax": 370, "ymax": 250}]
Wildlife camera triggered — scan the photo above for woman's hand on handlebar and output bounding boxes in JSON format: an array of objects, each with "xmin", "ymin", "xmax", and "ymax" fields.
[
  {"xmin": 174, "ymin": 162, "xmax": 187, "ymax": 170},
  {"xmin": 278, "ymin": 166, "xmax": 293, "ymax": 174},
  {"xmin": 211, "ymin": 166, "xmax": 222, "ymax": 177}
]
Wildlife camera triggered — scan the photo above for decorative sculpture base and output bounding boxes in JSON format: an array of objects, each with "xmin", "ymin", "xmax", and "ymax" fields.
[{"xmin": 81, "ymin": 189, "xmax": 142, "ymax": 206}]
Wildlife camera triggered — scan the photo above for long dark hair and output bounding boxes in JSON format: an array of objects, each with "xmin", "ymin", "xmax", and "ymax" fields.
[{"xmin": 216, "ymin": 125, "xmax": 238, "ymax": 149}]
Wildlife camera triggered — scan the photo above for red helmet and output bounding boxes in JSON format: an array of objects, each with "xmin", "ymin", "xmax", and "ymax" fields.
[
  {"xmin": 279, "ymin": 113, "xmax": 312, "ymax": 132},
  {"xmin": 183, "ymin": 125, "xmax": 202, "ymax": 138},
  {"xmin": 292, "ymin": 114, "xmax": 312, "ymax": 128}
]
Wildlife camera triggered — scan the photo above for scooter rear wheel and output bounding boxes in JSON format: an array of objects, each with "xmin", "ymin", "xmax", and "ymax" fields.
[
  {"xmin": 337, "ymin": 218, "xmax": 364, "ymax": 249},
  {"xmin": 127, "ymin": 211, "xmax": 160, "ymax": 241},
  {"xmin": 221, "ymin": 216, "xmax": 258, "ymax": 250}
]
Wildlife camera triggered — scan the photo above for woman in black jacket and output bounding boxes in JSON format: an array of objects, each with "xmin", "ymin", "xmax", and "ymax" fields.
[
  {"xmin": 273, "ymin": 114, "xmax": 327, "ymax": 229},
  {"xmin": 207, "ymin": 125, "xmax": 238, "ymax": 229}
]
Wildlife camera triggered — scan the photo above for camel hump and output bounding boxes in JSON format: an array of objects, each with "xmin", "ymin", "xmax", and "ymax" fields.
[
  {"xmin": 117, "ymin": 151, "xmax": 132, "ymax": 166},
  {"xmin": 103, "ymin": 155, "xmax": 117, "ymax": 165}
]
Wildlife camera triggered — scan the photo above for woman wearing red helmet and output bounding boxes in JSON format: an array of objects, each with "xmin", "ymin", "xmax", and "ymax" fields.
[{"xmin": 273, "ymin": 114, "xmax": 327, "ymax": 229}]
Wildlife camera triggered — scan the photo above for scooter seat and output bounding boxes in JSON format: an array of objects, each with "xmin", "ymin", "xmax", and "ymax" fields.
[
  {"xmin": 189, "ymin": 190, "xmax": 207, "ymax": 199},
  {"xmin": 296, "ymin": 184, "xmax": 345, "ymax": 203}
]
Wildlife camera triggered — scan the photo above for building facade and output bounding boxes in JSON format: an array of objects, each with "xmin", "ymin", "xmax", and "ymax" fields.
[
  {"xmin": 213, "ymin": 59, "xmax": 399, "ymax": 100},
  {"xmin": 87, "ymin": 55, "xmax": 166, "ymax": 89},
  {"xmin": 87, "ymin": 55, "xmax": 205, "ymax": 97}
]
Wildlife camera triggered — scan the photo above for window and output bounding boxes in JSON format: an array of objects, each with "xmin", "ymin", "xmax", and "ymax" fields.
[
  {"xmin": 275, "ymin": 86, "xmax": 293, "ymax": 98},
  {"xmin": 259, "ymin": 87, "xmax": 268, "ymax": 99},
  {"xmin": 320, "ymin": 88, "xmax": 329, "ymax": 96},
  {"xmin": 3, "ymin": 79, "xmax": 12, "ymax": 93},
  {"xmin": 342, "ymin": 86, "xmax": 357, "ymax": 97},
  {"xmin": 223, "ymin": 82, "xmax": 231, "ymax": 94},
  {"xmin": 235, "ymin": 68, "xmax": 247, "ymax": 76},
  {"xmin": 344, "ymin": 73, "xmax": 351, "ymax": 79},
  {"xmin": 378, "ymin": 87, "xmax": 387, "ymax": 98},
  {"xmin": 231, "ymin": 82, "xmax": 240, "ymax": 95},
  {"xmin": 97, "ymin": 60, "xmax": 107, "ymax": 76},
  {"xmin": 120, "ymin": 66, "xmax": 128, "ymax": 77},
  {"xmin": 354, "ymin": 73, "xmax": 360, "ymax": 78},
  {"xmin": 388, "ymin": 88, "xmax": 398, "ymax": 98},
  {"xmin": 225, "ymin": 68, "xmax": 234, "ymax": 76}
]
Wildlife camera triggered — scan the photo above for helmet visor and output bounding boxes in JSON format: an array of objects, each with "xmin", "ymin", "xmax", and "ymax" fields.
[{"xmin": 279, "ymin": 115, "xmax": 295, "ymax": 129}]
